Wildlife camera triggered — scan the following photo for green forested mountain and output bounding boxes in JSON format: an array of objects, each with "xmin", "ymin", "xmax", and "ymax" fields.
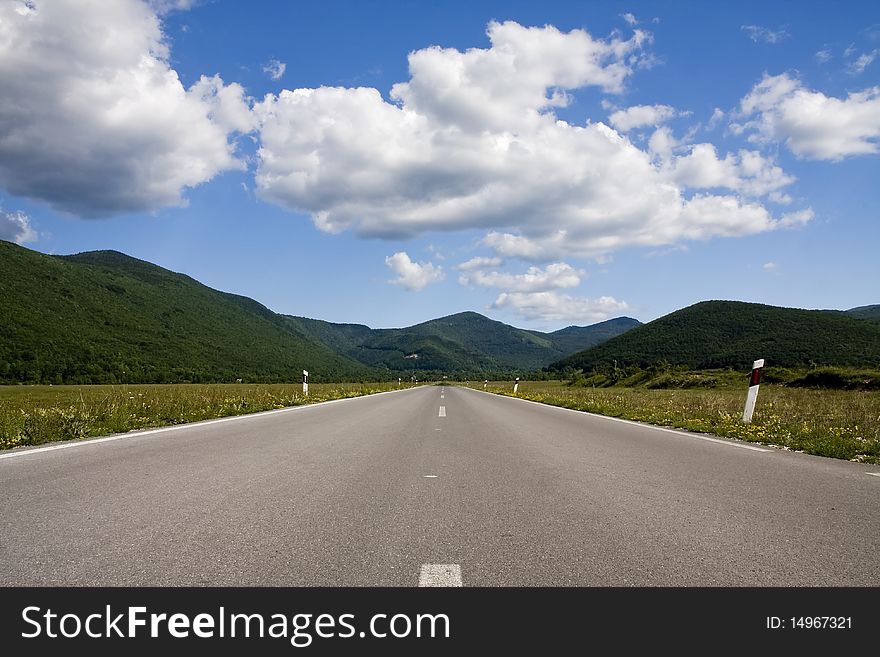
[
  {"xmin": 534, "ymin": 318, "xmax": 643, "ymax": 355},
  {"xmin": 284, "ymin": 315, "xmax": 501, "ymax": 374},
  {"xmin": 549, "ymin": 300, "xmax": 880, "ymax": 372},
  {"xmin": 358, "ymin": 312, "xmax": 562, "ymax": 372},
  {"xmin": 280, "ymin": 317, "xmax": 375, "ymax": 356},
  {"xmin": 0, "ymin": 241, "xmax": 374, "ymax": 383},
  {"xmin": 0, "ymin": 241, "xmax": 637, "ymax": 383},
  {"xmin": 845, "ymin": 304, "xmax": 880, "ymax": 322},
  {"xmin": 285, "ymin": 312, "xmax": 641, "ymax": 374}
]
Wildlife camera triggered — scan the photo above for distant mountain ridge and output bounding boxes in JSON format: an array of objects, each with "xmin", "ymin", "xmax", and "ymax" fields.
[
  {"xmin": 285, "ymin": 312, "xmax": 641, "ymax": 374},
  {"xmin": 843, "ymin": 305, "xmax": 880, "ymax": 322},
  {"xmin": 0, "ymin": 241, "xmax": 638, "ymax": 383},
  {"xmin": 549, "ymin": 300, "xmax": 880, "ymax": 372}
]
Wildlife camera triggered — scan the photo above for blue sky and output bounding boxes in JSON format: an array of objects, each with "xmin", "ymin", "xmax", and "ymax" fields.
[{"xmin": 1, "ymin": 0, "xmax": 878, "ymax": 331}]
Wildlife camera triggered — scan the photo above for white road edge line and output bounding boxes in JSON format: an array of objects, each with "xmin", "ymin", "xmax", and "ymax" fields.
[
  {"xmin": 0, "ymin": 386, "xmax": 428, "ymax": 461},
  {"xmin": 462, "ymin": 386, "xmax": 770, "ymax": 453},
  {"xmin": 419, "ymin": 564, "xmax": 462, "ymax": 587}
]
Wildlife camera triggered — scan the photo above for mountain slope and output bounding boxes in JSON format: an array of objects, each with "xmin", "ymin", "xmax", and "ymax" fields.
[
  {"xmin": 377, "ymin": 312, "xmax": 559, "ymax": 371},
  {"xmin": 537, "ymin": 317, "xmax": 642, "ymax": 355},
  {"xmin": 285, "ymin": 314, "xmax": 500, "ymax": 373},
  {"xmin": 549, "ymin": 300, "xmax": 880, "ymax": 372},
  {"xmin": 845, "ymin": 304, "xmax": 880, "ymax": 322},
  {"xmin": 282, "ymin": 316, "xmax": 375, "ymax": 355},
  {"xmin": 287, "ymin": 311, "xmax": 641, "ymax": 373},
  {"xmin": 0, "ymin": 241, "xmax": 374, "ymax": 383}
]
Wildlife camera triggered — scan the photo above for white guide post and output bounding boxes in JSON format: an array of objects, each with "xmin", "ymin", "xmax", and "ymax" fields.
[
  {"xmin": 742, "ymin": 359, "xmax": 764, "ymax": 423},
  {"xmin": 302, "ymin": 370, "xmax": 309, "ymax": 397},
  {"xmin": 398, "ymin": 377, "xmax": 401, "ymax": 387},
  {"xmin": 483, "ymin": 380, "xmax": 487, "ymax": 389},
  {"xmin": 513, "ymin": 377, "xmax": 520, "ymax": 393}
]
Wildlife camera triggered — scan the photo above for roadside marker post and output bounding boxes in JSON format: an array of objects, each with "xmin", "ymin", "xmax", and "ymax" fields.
[
  {"xmin": 303, "ymin": 370, "xmax": 309, "ymax": 397},
  {"xmin": 484, "ymin": 380, "xmax": 487, "ymax": 389},
  {"xmin": 513, "ymin": 377, "xmax": 519, "ymax": 393},
  {"xmin": 741, "ymin": 359, "xmax": 764, "ymax": 423}
]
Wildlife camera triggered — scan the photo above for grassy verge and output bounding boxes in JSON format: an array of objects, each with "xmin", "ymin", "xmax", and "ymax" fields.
[
  {"xmin": 462, "ymin": 381, "xmax": 880, "ymax": 464},
  {"xmin": 0, "ymin": 382, "xmax": 414, "ymax": 451}
]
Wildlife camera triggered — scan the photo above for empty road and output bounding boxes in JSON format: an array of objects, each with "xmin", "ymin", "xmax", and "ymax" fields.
[{"xmin": 1, "ymin": 385, "xmax": 877, "ymax": 586}]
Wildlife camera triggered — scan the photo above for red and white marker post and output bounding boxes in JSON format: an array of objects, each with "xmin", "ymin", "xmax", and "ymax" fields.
[
  {"xmin": 302, "ymin": 369, "xmax": 309, "ymax": 397},
  {"xmin": 741, "ymin": 359, "xmax": 764, "ymax": 423}
]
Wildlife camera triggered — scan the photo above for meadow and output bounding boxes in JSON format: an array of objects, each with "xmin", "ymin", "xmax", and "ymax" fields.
[
  {"xmin": 461, "ymin": 380, "xmax": 880, "ymax": 464},
  {"xmin": 0, "ymin": 382, "xmax": 411, "ymax": 451},
  {"xmin": 3, "ymin": 378, "xmax": 878, "ymax": 464}
]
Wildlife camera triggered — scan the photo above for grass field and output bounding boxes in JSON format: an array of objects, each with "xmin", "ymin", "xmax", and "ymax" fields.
[
  {"xmin": 4, "ymin": 380, "xmax": 879, "ymax": 464},
  {"xmin": 0, "ymin": 382, "xmax": 413, "ymax": 451},
  {"xmin": 461, "ymin": 380, "xmax": 880, "ymax": 464}
]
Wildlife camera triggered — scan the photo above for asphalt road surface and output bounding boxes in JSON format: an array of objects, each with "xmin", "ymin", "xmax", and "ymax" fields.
[{"xmin": 1, "ymin": 385, "xmax": 877, "ymax": 586}]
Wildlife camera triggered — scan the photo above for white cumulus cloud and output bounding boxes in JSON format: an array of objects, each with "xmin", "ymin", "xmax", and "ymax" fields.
[
  {"xmin": 460, "ymin": 261, "xmax": 629, "ymax": 324},
  {"xmin": 665, "ymin": 145, "xmax": 795, "ymax": 197},
  {"xmin": 189, "ymin": 74, "xmax": 257, "ymax": 133},
  {"xmin": 0, "ymin": 0, "xmax": 251, "ymax": 217},
  {"xmin": 738, "ymin": 73, "xmax": 880, "ymax": 160},
  {"xmin": 492, "ymin": 292, "xmax": 629, "ymax": 323},
  {"xmin": 0, "ymin": 209, "xmax": 37, "ymax": 244},
  {"xmin": 608, "ymin": 104, "xmax": 678, "ymax": 132},
  {"xmin": 460, "ymin": 262, "xmax": 582, "ymax": 292},
  {"xmin": 385, "ymin": 252, "xmax": 444, "ymax": 291},
  {"xmin": 253, "ymin": 21, "xmax": 805, "ymax": 261}
]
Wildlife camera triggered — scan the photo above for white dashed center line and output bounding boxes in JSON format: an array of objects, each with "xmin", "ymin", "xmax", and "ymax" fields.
[
  {"xmin": 438, "ymin": 406, "xmax": 446, "ymax": 417},
  {"xmin": 867, "ymin": 472, "xmax": 880, "ymax": 478},
  {"xmin": 423, "ymin": 475, "xmax": 438, "ymax": 478},
  {"xmin": 419, "ymin": 564, "xmax": 462, "ymax": 587}
]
